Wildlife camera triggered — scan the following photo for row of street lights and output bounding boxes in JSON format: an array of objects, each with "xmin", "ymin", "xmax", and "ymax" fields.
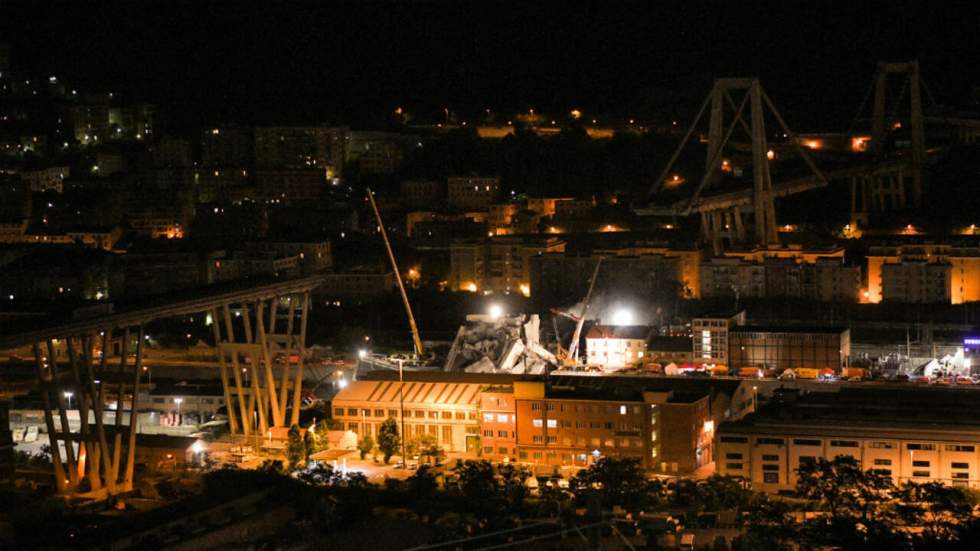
[{"xmin": 62, "ymin": 390, "xmax": 183, "ymax": 415}]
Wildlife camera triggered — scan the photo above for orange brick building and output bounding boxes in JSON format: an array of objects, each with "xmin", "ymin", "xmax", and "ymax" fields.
[{"xmin": 335, "ymin": 372, "xmax": 749, "ymax": 475}]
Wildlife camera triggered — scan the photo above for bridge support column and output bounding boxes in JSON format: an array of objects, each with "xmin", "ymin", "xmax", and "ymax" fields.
[
  {"xmin": 710, "ymin": 211, "xmax": 723, "ymax": 256},
  {"xmin": 33, "ymin": 343, "xmax": 69, "ymax": 493},
  {"xmin": 215, "ymin": 294, "xmax": 312, "ymax": 438},
  {"xmin": 33, "ymin": 327, "xmax": 143, "ymax": 497},
  {"xmin": 290, "ymin": 292, "xmax": 311, "ymax": 427},
  {"xmin": 732, "ymin": 206, "xmax": 746, "ymax": 242},
  {"xmin": 211, "ymin": 310, "xmax": 239, "ymax": 434}
]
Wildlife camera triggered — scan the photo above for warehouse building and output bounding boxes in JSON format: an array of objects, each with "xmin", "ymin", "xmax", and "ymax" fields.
[{"xmin": 716, "ymin": 387, "xmax": 980, "ymax": 492}]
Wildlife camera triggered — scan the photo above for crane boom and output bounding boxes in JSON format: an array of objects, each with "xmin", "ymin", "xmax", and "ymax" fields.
[
  {"xmin": 566, "ymin": 258, "xmax": 602, "ymax": 363},
  {"xmin": 365, "ymin": 188, "xmax": 424, "ymax": 357}
]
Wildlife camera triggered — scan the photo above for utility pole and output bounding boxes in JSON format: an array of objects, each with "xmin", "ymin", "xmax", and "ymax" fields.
[{"xmin": 398, "ymin": 358, "xmax": 407, "ymax": 466}]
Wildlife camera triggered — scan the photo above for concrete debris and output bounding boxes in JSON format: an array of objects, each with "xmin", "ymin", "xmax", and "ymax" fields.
[{"xmin": 445, "ymin": 314, "xmax": 552, "ymax": 374}]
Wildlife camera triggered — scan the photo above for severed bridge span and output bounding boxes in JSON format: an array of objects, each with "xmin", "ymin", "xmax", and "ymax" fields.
[
  {"xmin": 640, "ymin": 61, "xmax": 974, "ymax": 254},
  {"xmin": 0, "ymin": 275, "xmax": 325, "ymax": 498}
]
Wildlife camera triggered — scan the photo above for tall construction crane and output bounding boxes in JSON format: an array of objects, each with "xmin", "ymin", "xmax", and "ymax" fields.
[
  {"xmin": 554, "ymin": 258, "xmax": 602, "ymax": 366},
  {"xmin": 365, "ymin": 188, "xmax": 424, "ymax": 358}
]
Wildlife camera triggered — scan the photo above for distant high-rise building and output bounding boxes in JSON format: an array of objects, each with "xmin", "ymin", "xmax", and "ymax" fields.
[
  {"xmin": 201, "ymin": 126, "xmax": 253, "ymax": 167},
  {"xmin": 253, "ymin": 126, "xmax": 348, "ymax": 177}
]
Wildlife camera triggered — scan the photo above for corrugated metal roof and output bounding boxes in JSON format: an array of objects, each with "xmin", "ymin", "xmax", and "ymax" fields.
[{"xmin": 334, "ymin": 380, "xmax": 483, "ymax": 407}]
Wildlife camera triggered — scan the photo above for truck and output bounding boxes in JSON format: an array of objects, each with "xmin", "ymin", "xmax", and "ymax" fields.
[
  {"xmin": 841, "ymin": 367, "xmax": 867, "ymax": 380},
  {"xmin": 795, "ymin": 368, "xmax": 820, "ymax": 380},
  {"xmin": 738, "ymin": 367, "xmax": 763, "ymax": 379}
]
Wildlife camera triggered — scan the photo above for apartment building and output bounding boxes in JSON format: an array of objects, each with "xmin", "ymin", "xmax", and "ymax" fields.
[
  {"xmin": 717, "ymin": 387, "xmax": 980, "ymax": 491},
  {"xmin": 701, "ymin": 249, "xmax": 859, "ymax": 303},
  {"xmin": 880, "ymin": 261, "xmax": 951, "ymax": 304},
  {"xmin": 527, "ymin": 197, "xmax": 574, "ymax": 217},
  {"xmin": 692, "ymin": 310, "xmax": 746, "ymax": 367},
  {"xmin": 449, "ymin": 236, "xmax": 565, "ymax": 294},
  {"xmin": 400, "ymin": 180, "xmax": 443, "ymax": 209},
  {"xmin": 18, "ymin": 166, "xmax": 69, "ymax": 193},
  {"xmin": 530, "ymin": 246, "xmax": 700, "ymax": 306},
  {"xmin": 253, "ymin": 126, "xmax": 348, "ymax": 176},
  {"xmin": 255, "ymin": 168, "xmax": 328, "ymax": 205},
  {"xmin": 488, "ymin": 203, "xmax": 520, "ymax": 229},
  {"xmin": 201, "ymin": 126, "xmax": 254, "ymax": 168},
  {"xmin": 585, "ymin": 325, "xmax": 653, "ymax": 370},
  {"xmin": 447, "ymin": 176, "xmax": 500, "ymax": 210},
  {"xmin": 479, "ymin": 387, "xmax": 518, "ymax": 462},
  {"xmin": 317, "ymin": 269, "xmax": 396, "ymax": 298},
  {"xmin": 867, "ymin": 244, "xmax": 980, "ymax": 304},
  {"xmin": 513, "ymin": 380, "xmax": 716, "ymax": 474}
]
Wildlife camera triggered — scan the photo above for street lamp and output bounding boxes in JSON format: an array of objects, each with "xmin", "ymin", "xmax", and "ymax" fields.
[
  {"xmin": 398, "ymin": 358, "xmax": 407, "ymax": 467},
  {"xmin": 63, "ymin": 391, "xmax": 73, "ymax": 409}
]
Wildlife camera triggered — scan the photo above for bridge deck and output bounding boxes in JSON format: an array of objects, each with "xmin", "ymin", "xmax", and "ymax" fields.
[
  {"xmin": 0, "ymin": 274, "xmax": 325, "ymax": 349},
  {"xmin": 685, "ymin": 157, "xmax": 917, "ymax": 213}
]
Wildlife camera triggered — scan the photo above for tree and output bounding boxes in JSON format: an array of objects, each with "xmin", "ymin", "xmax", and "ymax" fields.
[
  {"xmin": 286, "ymin": 425, "xmax": 306, "ymax": 471},
  {"xmin": 895, "ymin": 481, "xmax": 973, "ymax": 545},
  {"xmin": 570, "ymin": 457, "xmax": 650, "ymax": 513},
  {"xmin": 377, "ymin": 417, "xmax": 400, "ymax": 464},
  {"xmin": 795, "ymin": 456, "xmax": 892, "ymax": 520},
  {"xmin": 795, "ymin": 456, "xmax": 902, "ymax": 549},
  {"xmin": 302, "ymin": 429, "xmax": 314, "ymax": 463},
  {"xmin": 415, "ymin": 433, "xmax": 442, "ymax": 465},
  {"xmin": 309, "ymin": 418, "xmax": 332, "ymax": 453},
  {"xmin": 740, "ymin": 497, "xmax": 796, "ymax": 551},
  {"xmin": 357, "ymin": 434, "xmax": 374, "ymax": 460},
  {"xmin": 454, "ymin": 460, "xmax": 497, "ymax": 500},
  {"xmin": 407, "ymin": 464, "xmax": 437, "ymax": 498},
  {"xmin": 696, "ymin": 475, "xmax": 752, "ymax": 511},
  {"xmin": 497, "ymin": 462, "xmax": 532, "ymax": 508}
]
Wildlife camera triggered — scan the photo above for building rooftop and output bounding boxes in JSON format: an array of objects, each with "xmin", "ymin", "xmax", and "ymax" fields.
[
  {"xmin": 718, "ymin": 386, "xmax": 980, "ymax": 440},
  {"xmin": 693, "ymin": 309, "xmax": 745, "ymax": 320},
  {"xmin": 333, "ymin": 378, "xmax": 484, "ymax": 407},
  {"xmin": 357, "ymin": 370, "xmax": 744, "ymax": 403},
  {"xmin": 732, "ymin": 325, "xmax": 848, "ymax": 335},
  {"xmin": 586, "ymin": 325, "xmax": 652, "ymax": 340}
]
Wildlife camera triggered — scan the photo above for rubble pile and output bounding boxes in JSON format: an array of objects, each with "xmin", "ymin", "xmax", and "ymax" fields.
[{"xmin": 445, "ymin": 313, "xmax": 555, "ymax": 374}]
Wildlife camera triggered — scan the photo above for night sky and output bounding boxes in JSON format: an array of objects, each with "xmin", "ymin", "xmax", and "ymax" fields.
[{"xmin": 2, "ymin": 2, "xmax": 978, "ymax": 130}]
